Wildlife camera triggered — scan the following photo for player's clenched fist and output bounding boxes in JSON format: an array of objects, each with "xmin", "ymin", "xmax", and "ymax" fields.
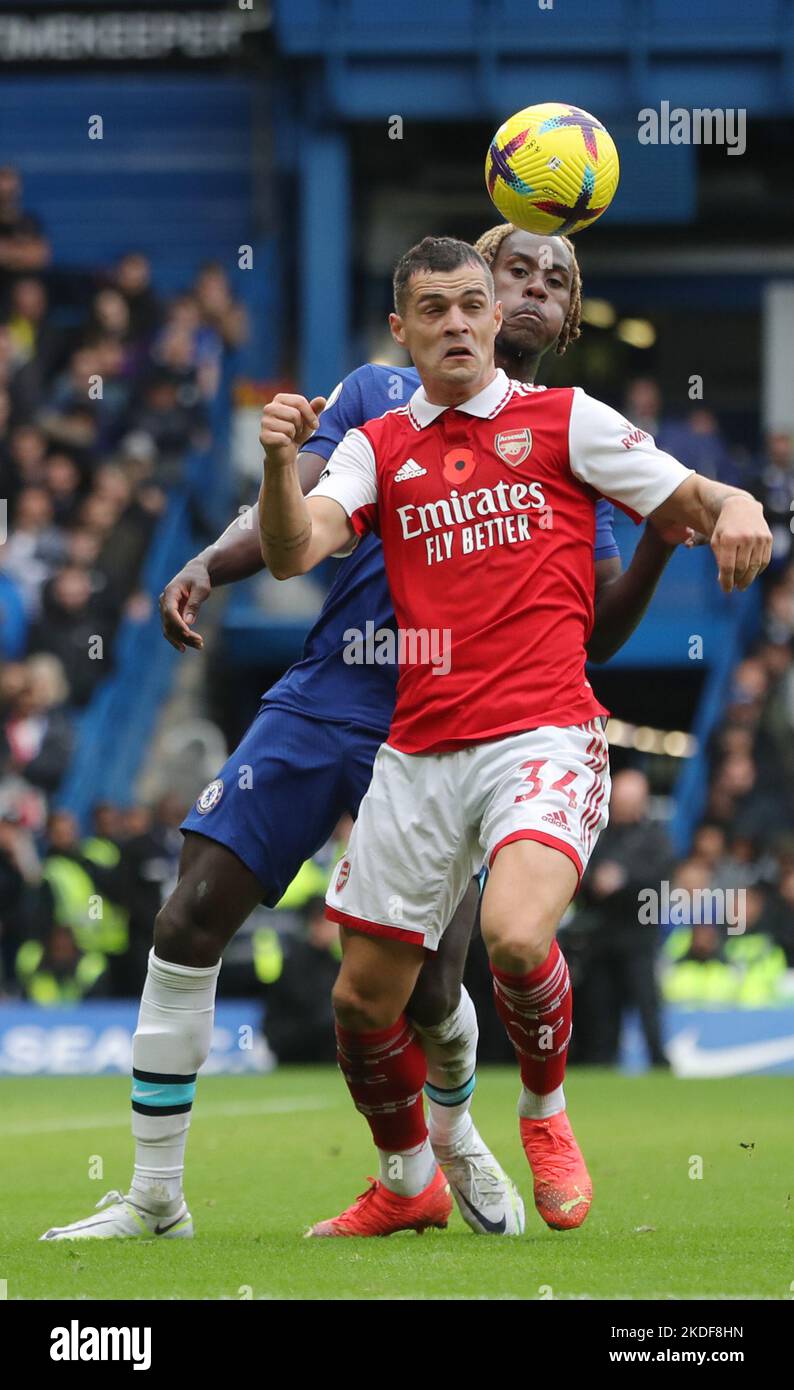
[
  {"xmin": 260, "ymin": 393, "xmax": 327, "ymax": 466},
  {"xmin": 710, "ymin": 494, "xmax": 772, "ymax": 593}
]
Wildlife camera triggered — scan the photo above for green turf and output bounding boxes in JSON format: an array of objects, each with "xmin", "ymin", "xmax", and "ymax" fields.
[{"xmin": 1, "ymin": 1067, "xmax": 792, "ymax": 1300}]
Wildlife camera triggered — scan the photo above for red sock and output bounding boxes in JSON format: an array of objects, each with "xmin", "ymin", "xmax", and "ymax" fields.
[
  {"xmin": 335, "ymin": 1015, "xmax": 428, "ymax": 1151},
  {"xmin": 491, "ymin": 941, "xmax": 572, "ymax": 1094}
]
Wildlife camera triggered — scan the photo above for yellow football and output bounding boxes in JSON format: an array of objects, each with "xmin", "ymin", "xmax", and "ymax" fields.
[{"xmin": 485, "ymin": 102, "xmax": 620, "ymax": 237}]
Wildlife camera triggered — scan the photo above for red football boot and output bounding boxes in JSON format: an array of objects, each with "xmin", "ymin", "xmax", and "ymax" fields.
[
  {"xmin": 307, "ymin": 1168, "xmax": 452, "ymax": 1238},
  {"xmin": 520, "ymin": 1111, "xmax": 593, "ymax": 1230}
]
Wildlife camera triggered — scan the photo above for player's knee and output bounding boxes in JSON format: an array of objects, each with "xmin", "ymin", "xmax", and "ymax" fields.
[
  {"xmin": 153, "ymin": 897, "xmax": 222, "ymax": 969},
  {"xmin": 406, "ymin": 973, "xmax": 460, "ymax": 1029},
  {"xmin": 481, "ymin": 916, "xmax": 554, "ymax": 976},
  {"xmin": 332, "ymin": 977, "xmax": 399, "ymax": 1033}
]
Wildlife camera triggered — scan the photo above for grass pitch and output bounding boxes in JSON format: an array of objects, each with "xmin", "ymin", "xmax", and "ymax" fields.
[{"xmin": 2, "ymin": 1067, "xmax": 792, "ymax": 1300}]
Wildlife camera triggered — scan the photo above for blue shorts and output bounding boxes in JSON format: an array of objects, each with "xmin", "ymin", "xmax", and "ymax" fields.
[{"xmin": 180, "ymin": 703, "xmax": 385, "ymax": 907}]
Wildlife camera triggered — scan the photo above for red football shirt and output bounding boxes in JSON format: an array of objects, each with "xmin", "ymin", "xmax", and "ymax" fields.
[{"xmin": 310, "ymin": 369, "xmax": 692, "ymax": 754}]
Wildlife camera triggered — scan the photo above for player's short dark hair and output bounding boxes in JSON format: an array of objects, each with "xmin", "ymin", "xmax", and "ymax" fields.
[{"xmin": 393, "ymin": 236, "xmax": 494, "ymax": 316}]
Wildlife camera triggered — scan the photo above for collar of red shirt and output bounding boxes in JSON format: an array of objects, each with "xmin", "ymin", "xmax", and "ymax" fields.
[{"xmin": 407, "ymin": 367, "xmax": 524, "ymax": 429}]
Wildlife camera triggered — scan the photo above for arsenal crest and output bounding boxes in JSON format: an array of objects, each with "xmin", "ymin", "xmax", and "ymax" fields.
[
  {"xmin": 336, "ymin": 859, "xmax": 351, "ymax": 893},
  {"xmin": 494, "ymin": 428, "xmax": 532, "ymax": 467}
]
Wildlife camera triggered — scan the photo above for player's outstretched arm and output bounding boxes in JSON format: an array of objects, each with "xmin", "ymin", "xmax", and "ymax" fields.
[
  {"xmin": 258, "ymin": 392, "xmax": 355, "ymax": 578},
  {"xmin": 649, "ymin": 477, "xmax": 771, "ymax": 594},
  {"xmin": 159, "ymin": 451, "xmax": 329, "ymax": 652}
]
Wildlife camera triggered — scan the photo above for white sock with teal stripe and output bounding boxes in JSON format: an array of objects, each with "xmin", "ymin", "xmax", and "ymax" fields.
[
  {"xmin": 412, "ymin": 985, "xmax": 478, "ymax": 1152},
  {"xmin": 129, "ymin": 949, "xmax": 220, "ymax": 1214}
]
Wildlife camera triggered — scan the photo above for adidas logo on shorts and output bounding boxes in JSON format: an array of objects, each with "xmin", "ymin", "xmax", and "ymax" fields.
[
  {"xmin": 394, "ymin": 458, "xmax": 427, "ymax": 483},
  {"xmin": 542, "ymin": 809, "xmax": 570, "ymax": 829}
]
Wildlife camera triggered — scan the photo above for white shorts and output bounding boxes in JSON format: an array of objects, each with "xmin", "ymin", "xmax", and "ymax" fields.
[{"xmin": 325, "ymin": 719, "xmax": 610, "ymax": 951}]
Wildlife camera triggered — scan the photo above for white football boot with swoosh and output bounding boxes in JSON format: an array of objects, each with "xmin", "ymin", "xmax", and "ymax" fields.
[
  {"xmin": 39, "ymin": 1190, "xmax": 193, "ymax": 1241},
  {"xmin": 433, "ymin": 1125, "xmax": 525, "ymax": 1235}
]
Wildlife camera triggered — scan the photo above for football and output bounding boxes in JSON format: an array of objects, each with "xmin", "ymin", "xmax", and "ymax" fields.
[{"xmin": 485, "ymin": 102, "xmax": 620, "ymax": 237}]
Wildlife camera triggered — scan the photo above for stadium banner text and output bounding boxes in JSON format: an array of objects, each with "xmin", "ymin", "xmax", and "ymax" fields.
[
  {"xmin": 0, "ymin": 1, "xmax": 271, "ymax": 64},
  {"xmin": 0, "ymin": 1000, "xmax": 271, "ymax": 1074}
]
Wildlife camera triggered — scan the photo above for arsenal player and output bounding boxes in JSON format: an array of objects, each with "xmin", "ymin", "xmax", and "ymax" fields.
[
  {"xmin": 259, "ymin": 236, "xmax": 771, "ymax": 1238},
  {"xmin": 43, "ymin": 226, "xmax": 684, "ymax": 1248}
]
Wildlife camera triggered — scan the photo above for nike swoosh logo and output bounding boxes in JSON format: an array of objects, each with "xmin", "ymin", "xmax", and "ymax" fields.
[
  {"xmin": 452, "ymin": 1185, "xmax": 507, "ymax": 1234},
  {"xmin": 132, "ymin": 1088, "xmax": 164, "ymax": 1099},
  {"xmin": 668, "ymin": 1027, "xmax": 794, "ymax": 1078},
  {"xmin": 154, "ymin": 1215, "xmax": 185, "ymax": 1235}
]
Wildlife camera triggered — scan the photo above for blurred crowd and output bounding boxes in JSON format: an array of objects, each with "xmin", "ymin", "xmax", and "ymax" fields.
[
  {"xmin": 0, "ymin": 164, "xmax": 248, "ymax": 1001},
  {"xmin": 623, "ymin": 377, "xmax": 794, "ymax": 572},
  {"xmin": 0, "ymin": 795, "xmax": 189, "ymax": 1004}
]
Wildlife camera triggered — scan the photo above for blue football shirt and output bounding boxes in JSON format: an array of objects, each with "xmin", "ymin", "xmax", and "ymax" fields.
[{"xmin": 262, "ymin": 363, "xmax": 619, "ymax": 737}]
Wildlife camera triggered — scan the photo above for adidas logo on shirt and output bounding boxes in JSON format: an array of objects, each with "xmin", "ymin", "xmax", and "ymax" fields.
[
  {"xmin": 394, "ymin": 458, "xmax": 427, "ymax": 483},
  {"xmin": 542, "ymin": 809, "xmax": 570, "ymax": 830}
]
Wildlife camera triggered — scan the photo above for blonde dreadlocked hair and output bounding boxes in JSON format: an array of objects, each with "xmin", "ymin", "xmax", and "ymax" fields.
[{"xmin": 474, "ymin": 223, "xmax": 582, "ymax": 356}]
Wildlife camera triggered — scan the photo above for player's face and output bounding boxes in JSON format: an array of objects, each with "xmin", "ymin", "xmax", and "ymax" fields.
[
  {"xmin": 491, "ymin": 231, "xmax": 572, "ymax": 357},
  {"xmin": 389, "ymin": 266, "xmax": 501, "ymax": 399}
]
